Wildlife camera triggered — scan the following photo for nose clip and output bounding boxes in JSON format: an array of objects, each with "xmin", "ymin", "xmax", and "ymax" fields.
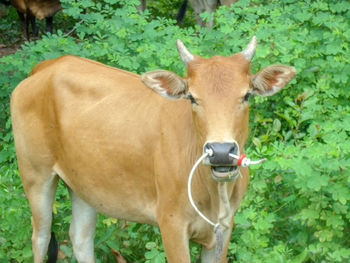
[
  {"xmin": 203, "ymin": 142, "xmax": 239, "ymax": 165},
  {"xmin": 230, "ymin": 153, "xmax": 267, "ymax": 167}
]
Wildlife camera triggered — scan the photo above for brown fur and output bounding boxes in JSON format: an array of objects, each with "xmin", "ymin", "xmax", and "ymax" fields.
[
  {"xmin": 11, "ymin": 43, "xmax": 295, "ymax": 262},
  {"xmin": 10, "ymin": 0, "xmax": 61, "ymax": 39},
  {"xmin": 11, "ymin": 0, "xmax": 60, "ymax": 20}
]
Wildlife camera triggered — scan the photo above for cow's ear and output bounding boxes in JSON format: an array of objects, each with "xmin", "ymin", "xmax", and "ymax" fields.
[
  {"xmin": 251, "ymin": 65, "xmax": 296, "ymax": 96},
  {"xmin": 141, "ymin": 70, "xmax": 187, "ymax": 99}
]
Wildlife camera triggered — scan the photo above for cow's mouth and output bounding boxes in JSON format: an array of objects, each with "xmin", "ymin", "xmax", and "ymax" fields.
[{"xmin": 211, "ymin": 165, "xmax": 239, "ymax": 182}]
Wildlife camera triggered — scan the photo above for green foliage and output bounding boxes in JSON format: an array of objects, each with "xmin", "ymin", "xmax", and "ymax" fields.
[
  {"xmin": 0, "ymin": 5, "xmax": 22, "ymax": 44},
  {"xmin": 0, "ymin": 0, "xmax": 349, "ymax": 262}
]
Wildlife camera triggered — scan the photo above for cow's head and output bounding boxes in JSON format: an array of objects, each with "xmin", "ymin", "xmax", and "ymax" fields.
[{"xmin": 142, "ymin": 37, "xmax": 296, "ymax": 181}]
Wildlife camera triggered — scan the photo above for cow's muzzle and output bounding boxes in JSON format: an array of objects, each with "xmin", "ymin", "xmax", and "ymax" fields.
[{"xmin": 203, "ymin": 142, "xmax": 240, "ymax": 182}]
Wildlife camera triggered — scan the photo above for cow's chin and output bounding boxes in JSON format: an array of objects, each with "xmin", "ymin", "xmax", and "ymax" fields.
[{"xmin": 211, "ymin": 166, "xmax": 239, "ymax": 182}]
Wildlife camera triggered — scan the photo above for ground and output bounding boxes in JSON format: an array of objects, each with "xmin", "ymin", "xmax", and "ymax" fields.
[{"xmin": 0, "ymin": 43, "xmax": 20, "ymax": 57}]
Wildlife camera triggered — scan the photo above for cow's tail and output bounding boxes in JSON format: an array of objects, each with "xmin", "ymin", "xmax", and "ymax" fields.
[
  {"xmin": 46, "ymin": 232, "xmax": 58, "ymax": 263},
  {"xmin": 176, "ymin": 0, "xmax": 188, "ymax": 25}
]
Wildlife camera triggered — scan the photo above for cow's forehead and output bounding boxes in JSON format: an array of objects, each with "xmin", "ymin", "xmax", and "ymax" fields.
[{"xmin": 186, "ymin": 53, "xmax": 251, "ymax": 95}]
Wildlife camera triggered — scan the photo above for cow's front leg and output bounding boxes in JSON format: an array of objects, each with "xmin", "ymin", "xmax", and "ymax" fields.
[
  {"xmin": 158, "ymin": 211, "xmax": 191, "ymax": 263},
  {"xmin": 201, "ymin": 247, "xmax": 216, "ymax": 263}
]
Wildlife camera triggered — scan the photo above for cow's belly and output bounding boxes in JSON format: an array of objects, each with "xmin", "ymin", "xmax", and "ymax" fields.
[{"xmin": 54, "ymin": 158, "xmax": 158, "ymax": 225}]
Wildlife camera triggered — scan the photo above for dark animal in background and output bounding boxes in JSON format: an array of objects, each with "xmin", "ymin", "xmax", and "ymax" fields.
[
  {"xmin": 0, "ymin": 0, "xmax": 61, "ymax": 40},
  {"xmin": 135, "ymin": 0, "xmax": 238, "ymax": 27},
  {"xmin": 136, "ymin": 0, "xmax": 146, "ymax": 12},
  {"xmin": 186, "ymin": 0, "xmax": 238, "ymax": 27}
]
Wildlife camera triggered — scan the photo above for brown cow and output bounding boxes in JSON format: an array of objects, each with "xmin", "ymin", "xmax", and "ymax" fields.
[
  {"xmin": 7, "ymin": 0, "xmax": 61, "ymax": 39},
  {"xmin": 11, "ymin": 36, "xmax": 296, "ymax": 262}
]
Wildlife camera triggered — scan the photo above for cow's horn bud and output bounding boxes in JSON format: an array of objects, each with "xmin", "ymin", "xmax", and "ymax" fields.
[
  {"xmin": 176, "ymin": 39, "xmax": 194, "ymax": 65},
  {"xmin": 241, "ymin": 36, "xmax": 257, "ymax": 61}
]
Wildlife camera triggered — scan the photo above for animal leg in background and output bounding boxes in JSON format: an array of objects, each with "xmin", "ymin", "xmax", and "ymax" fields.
[
  {"xmin": 16, "ymin": 10, "xmax": 29, "ymax": 39},
  {"xmin": 136, "ymin": 0, "xmax": 146, "ymax": 12},
  {"xmin": 29, "ymin": 11, "xmax": 38, "ymax": 37},
  {"xmin": 45, "ymin": 16, "xmax": 53, "ymax": 33}
]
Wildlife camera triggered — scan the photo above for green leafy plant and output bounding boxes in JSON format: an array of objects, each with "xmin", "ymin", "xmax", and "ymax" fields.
[{"xmin": 0, "ymin": 0, "xmax": 349, "ymax": 262}]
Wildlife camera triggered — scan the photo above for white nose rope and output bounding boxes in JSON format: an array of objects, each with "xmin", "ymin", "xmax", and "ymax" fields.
[
  {"xmin": 187, "ymin": 151, "xmax": 214, "ymax": 226},
  {"xmin": 187, "ymin": 150, "xmax": 266, "ymax": 262},
  {"xmin": 187, "ymin": 151, "xmax": 224, "ymax": 261}
]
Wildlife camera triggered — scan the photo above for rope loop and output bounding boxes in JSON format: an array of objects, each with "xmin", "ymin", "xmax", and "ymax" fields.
[
  {"xmin": 187, "ymin": 150, "xmax": 267, "ymax": 262},
  {"xmin": 187, "ymin": 151, "xmax": 216, "ymax": 227},
  {"xmin": 214, "ymin": 223, "xmax": 221, "ymax": 233},
  {"xmin": 188, "ymin": 151, "xmax": 267, "ymax": 226},
  {"xmin": 188, "ymin": 151, "xmax": 224, "ymax": 261}
]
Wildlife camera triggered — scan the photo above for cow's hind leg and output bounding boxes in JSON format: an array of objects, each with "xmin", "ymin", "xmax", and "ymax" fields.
[
  {"xmin": 22, "ymin": 169, "xmax": 58, "ymax": 263},
  {"xmin": 68, "ymin": 189, "xmax": 97, "ymax": 263}
]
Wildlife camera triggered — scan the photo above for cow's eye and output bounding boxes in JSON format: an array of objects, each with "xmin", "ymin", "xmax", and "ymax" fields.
[
  {"xmin": 243, "ymin": 92, "xmax": 251, "ymax": 102},
  {"xmin": 187, "ymin": 94, "xmax": 198, "ymax": 105}
]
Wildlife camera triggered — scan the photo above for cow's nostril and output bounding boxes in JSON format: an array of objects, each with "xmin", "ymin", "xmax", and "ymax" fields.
[
  {"xmin": 203, "ymin": 142, "xmax": 239, "ymax": 165},
  {"xmin": 204, "ymin": 143, "xmax": 214, "ymax": 156},
  {"xmin": 228, "ymin": 144, "xmax": 238, "ymax": 155}
]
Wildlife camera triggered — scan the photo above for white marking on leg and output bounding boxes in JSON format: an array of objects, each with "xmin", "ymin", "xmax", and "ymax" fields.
[
  {"xmin": 69, "ymin": 189, "xmax": 97, "ymax": 263},
  {"xmin": 31, "ymin": 174, "xmax": 58, "ymax": 263},
  {"xmin": 201, "ymin": 246, "xmax": 216, "ymax": 263}
]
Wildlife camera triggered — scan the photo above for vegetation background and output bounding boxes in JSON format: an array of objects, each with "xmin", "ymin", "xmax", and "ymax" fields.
[{"xmin": 0, "ymin": 0, "xmax": 349, "ymax": 262}]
